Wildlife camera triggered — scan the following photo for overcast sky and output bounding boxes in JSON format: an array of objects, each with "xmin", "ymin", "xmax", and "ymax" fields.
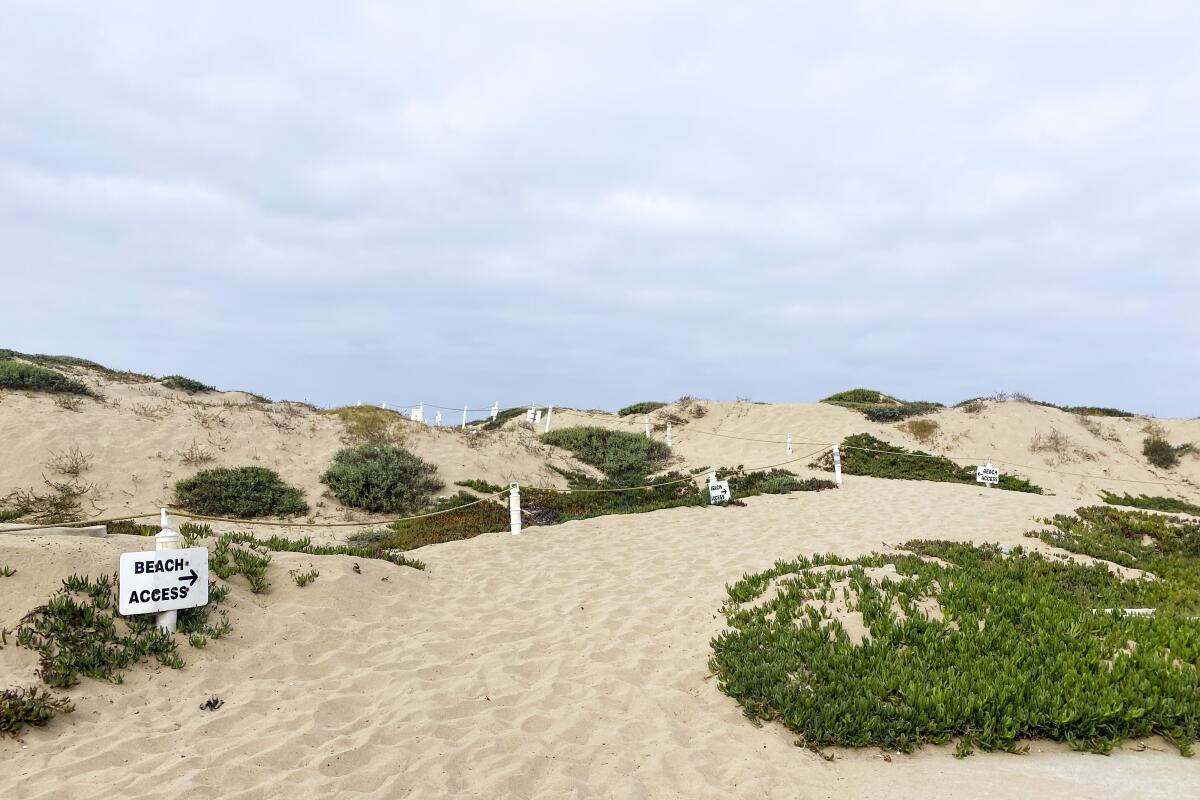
[{"xmin": 3, "ymin": 2, "xmax": 1197, "ymax": 416}]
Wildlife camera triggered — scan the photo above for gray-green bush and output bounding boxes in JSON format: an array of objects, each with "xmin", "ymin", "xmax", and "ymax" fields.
[
  {"xmin": 175, "ymin": 467, "xmax": 308, "ymax": 518},
  {"xmin": 320, "ymin": 445, "xmax": 443, "ymax": 513}
]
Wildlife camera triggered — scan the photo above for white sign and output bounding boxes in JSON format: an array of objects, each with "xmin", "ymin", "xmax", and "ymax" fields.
[
  {"xmin": 976, "ymin": 463, "xmax": 1001, "ymax": 485},
  {"xmin": 119, "ymin": 547, "xmax": 209, "ymax": 615},
  {"xmin": 708, "ymin": 479, "xmax": 732, "ymax": 504}
]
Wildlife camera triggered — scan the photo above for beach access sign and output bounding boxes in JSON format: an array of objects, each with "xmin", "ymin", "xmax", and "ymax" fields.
[
  {"xmin": 976, "ymin": 463, "xmax": 1001, "ymax": 486},
  {"xmin": 708, "ymin": 478, "xmax": 732, "ymax": 504},
  {"xmin": 118, "ymin": 548, "xmax": 209, "ymax": 615}
]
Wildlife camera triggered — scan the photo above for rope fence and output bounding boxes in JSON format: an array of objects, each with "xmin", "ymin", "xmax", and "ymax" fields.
[{"xmin": 2, "ymin": 399, "xmax": 1191, "ymax": 535}]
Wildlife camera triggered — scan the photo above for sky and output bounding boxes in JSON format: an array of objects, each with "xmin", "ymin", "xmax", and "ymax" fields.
[{"xmin": 2, "ymin": 2, "xmax": 1198, "ymax": 416}]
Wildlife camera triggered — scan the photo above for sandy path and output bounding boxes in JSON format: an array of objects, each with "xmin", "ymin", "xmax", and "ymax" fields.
[{"xmin": 3, "ymin": 478, "xmax": 1198, "ymax": 799}]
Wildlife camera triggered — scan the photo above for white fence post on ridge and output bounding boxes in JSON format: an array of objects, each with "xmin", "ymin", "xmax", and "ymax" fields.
[
  {"xmin": 666, "ymin": 422, "xmax": 673, "ymax": 449},
  {"xmin": 544, "ymin": 405, "xmax": 554, "ymax": 433},
  {"xmin": 509, "ymin": 482, "xmax": 522, "ymax": 535},
  {"xmin": 155, "ymin": 508, "xmax": 181, "ymax": 634},
  {"xmin": 434, "ymin": 410, "xmax": 443, "ymax": 427},
  {"xmin": 832, "ymin": 443, "xmax": 843, "ymax": 486},
  {"xmin": 491, "ymin": 401, "xmax": 499, "ymax": 423},
  {"xmin": 462, "ymin": 405, "xmax": 468, "ymax": 430}
]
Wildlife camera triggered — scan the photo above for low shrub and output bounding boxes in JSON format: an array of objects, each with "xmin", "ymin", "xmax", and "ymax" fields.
[
  {"xmin": 823, "ymin": 389, "xmax": 942, "ymax": 423},
  {"xmin": 0, "ymin": 361, "xmax": 94, "ymax": 396},
  {"xmin": 320, "ymin": 445, "xmax": 442, "ymax": 513},
  {"xmin": 1101, "ymin": 491, "xmax": 1200, "ymax": 517},
  {"xmin": 618, "ymin": 401, "xmax": 667, "ymax": 417},
  {"xmin": 161, "ymin": 375, "xmax": 215, "ymax": 394},
  {"xmin": 814, "ymin": 434, "xmax": 1043, "ymax": 494},
  {"xmin": 712, "ymin": 508, "xmax": 1200, "ymax": 758},
  {"xmin": 541, "ymin": 426, "xmax": 672, "ymax": 483},
  {"xmin": 0, "ymin": 507, "xmax": 28, "ymax": 523},
  {"xmin": 823, "ymin": 388, "xmax": 894, "ymax": 404},
  {"xmin": 455, "ymin": 478, "xmax": 504, "ymax": 494},
  {"xmin": 1144, "ymin": 437, "xmax": 1181, "ymax": 469},
  {"xmin": 175, "ymin": 466, "xmax": 309, "ymax": 518},
  {"xmin": 1063, "ymin": 406, "xmax": 1135, "ymax": 418},
  {"xmin": 727, "ymin": 469, "xmax": 837, "ymax": 496},
  {"xmin": 1, "ymin": 686, "xmax": 74, "ymax": 737},
  {"xmin": 473, "ymin": 407, "xmax": 529, "ymax": 431}
]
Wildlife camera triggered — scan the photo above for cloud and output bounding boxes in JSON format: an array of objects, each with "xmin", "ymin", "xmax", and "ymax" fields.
[{"xmin": 0, "ymin": 2, "xmax": 1196, "ymax": 415}]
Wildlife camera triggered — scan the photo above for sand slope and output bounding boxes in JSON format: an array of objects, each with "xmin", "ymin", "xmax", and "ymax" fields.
[
  {"xmin": 3, "ymin": 480, "xmax": 1198, "ymax": 799},
  {"xmin": 3, "ymin": 372, "xmax": 1200, "ymax": 798}
]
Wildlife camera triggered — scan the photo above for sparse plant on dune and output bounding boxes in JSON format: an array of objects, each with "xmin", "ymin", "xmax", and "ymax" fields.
[
  {"xmin": 43, "ymin": 446, "xmax": 93, "ymax": 478},
  {"xmin": 1029, "ymin": 429, "xmax": 1095, "ymax": 464},
  {"xmin": 177, "ymin": 440, "xmax": 216, "ymax": 466},
  {"xmin": 130, "ymin": 401, "xmax": 170, "ymax": 421},
  {"xmin": 52, "ymin": 394, "xmax": 84, "ymax": 412},
  {"xmin": 289, "ymin": 568, "xmax": 320, "ymax": 587},
  {"xmin": 3, "ymin": 476, "xmax": 101, "ymax": 524},
  {"xmin": 1143, "ymin": 437, "xmax": 1192, "ymax": 470},
  {"xmin": 1, "ymin": 686, "xmax": 74, "ymax": 737}
]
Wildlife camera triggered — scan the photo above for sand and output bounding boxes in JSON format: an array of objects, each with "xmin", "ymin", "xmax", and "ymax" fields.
[{"xmin": 3, "ymin": 375, "xmax": 1200, "ymax": 798}]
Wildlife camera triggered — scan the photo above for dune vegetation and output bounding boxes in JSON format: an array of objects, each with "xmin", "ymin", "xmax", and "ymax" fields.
[
  {"xmin": 815, "ymin": 434, "xmax": 1043, "ymax": 494},
  {"xmin": 712, "ymin": 506, "xmax": 1200, "ymax": 758},
  {"xmin": 175, "ymin": 467, "xmax": 309, "ymax": 519},
  {"xmin": 821, "ymin": 389, "xmax": 942, "ymax": 423}
]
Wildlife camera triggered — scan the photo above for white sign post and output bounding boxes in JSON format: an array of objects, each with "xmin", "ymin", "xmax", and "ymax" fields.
[
  {"xmin": 120, "ymin": 511, "xmax": 208, "ymax": 631},
  {"xmin": 976, "ymin": 461, "xmax": 1001, "ymax": 487},
  {"xmin": 462, "ymin": 405, "xmax": 468, "ymax": 430},
  {"xmin": 509, "ymin": 482, "xmax": 522, "ymax": 535},
  {"xmin": 708, "ymin": 473, "xmax": 731, "ymax": 504}
]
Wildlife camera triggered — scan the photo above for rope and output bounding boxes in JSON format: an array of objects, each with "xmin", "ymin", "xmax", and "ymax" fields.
[
  {"xmin": 0, "ymin": 489, "xmax": 512, "ymax": 534},
  {"xmin": 836, "ymin": 444, "xmax": 1189, "ymax": 488}
]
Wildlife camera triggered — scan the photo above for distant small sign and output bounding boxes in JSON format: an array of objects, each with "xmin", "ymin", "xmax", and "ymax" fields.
[
  {"xmin": 976, "ymin": 464, "xmax": 1001, "ymax": 485},
  {"xmin": 119, "ymin": 548, "xmax": 209, "ymax": 615},
  {"xmin": 708, "ymin": 478, "xmax": 732, "ymax": 504}
]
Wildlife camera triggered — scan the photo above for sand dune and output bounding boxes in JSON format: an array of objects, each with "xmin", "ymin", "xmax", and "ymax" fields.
[
  {"xmin": 3, "ymin": 372, "xmax": 1200, "ymax": 798},
  {"xmin": 4, "ymin": 480, "xmax": 1199, "ymax": 799}
]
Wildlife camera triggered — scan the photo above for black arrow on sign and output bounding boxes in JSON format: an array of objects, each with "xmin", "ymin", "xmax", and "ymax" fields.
[{"xmin": 177, "ymin": 569, "xmax": 199, "ymax": 587}]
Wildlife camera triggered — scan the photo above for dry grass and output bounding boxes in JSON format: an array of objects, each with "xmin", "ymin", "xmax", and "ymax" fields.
[
  {"xmin": 43, "ymin": 446, "xmax": 93, "ymax": 477},
  {"xmin": 324, "ymin": 406, "xmax": 409, "ymax": 446},
  {"xmin": 1030, "ymin": 428, "xmax": 1095, "ymax": 465},
  {"xmin": 897, "ymin": 418, "xmax": 939, "ymax": 444},
  {"xmin": 177, "ymin": 440, "xmax": 216, "ymax": 466},
  {"xmin": 129, "ymin": 401, "xmax": 169, "ymax": 421},
  {"xmin": 51, "ymin": 395, "xmax": 84, "ymax": 412}
]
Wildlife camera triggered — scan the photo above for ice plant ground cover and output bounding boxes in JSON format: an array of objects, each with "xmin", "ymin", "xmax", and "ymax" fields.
[{"xmin": 710, "ymin": 507, "xmax": 1200, "ymax": 757}]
